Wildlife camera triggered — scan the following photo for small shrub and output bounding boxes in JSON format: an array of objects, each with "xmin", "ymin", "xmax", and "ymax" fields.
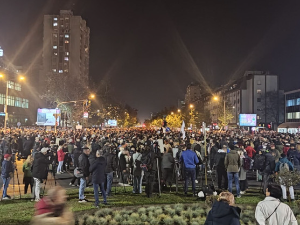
[
  {"xmin": 137, "ymin": 207, "xmax": 147, "ymax": 215},
  {"xmin": 140, "ymin": 213, "xmax": 148, "ymax": 222},
  {"xmin": 163, "ymin": 217, "xmax": 174, "ymax": 225}
]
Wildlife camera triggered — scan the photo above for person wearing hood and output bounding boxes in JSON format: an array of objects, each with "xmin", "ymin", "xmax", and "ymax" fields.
[
  {"xmin": 255, "ymin": 184, "xmax": 297, "ymax": 225},
  {"xmin": 225, "ymin": 145, "xmax": 241, "ymax": 198},
  {"xmin": 204, "ymin": 192, "xmax": 241, "ymax": 225},
  {"xmin": 89, "ymin": 150, "xmax": 107, "ymax": 207},
  {"xmin": 214, "ymin": 145, "xmax": 228, "ymax": 190}
]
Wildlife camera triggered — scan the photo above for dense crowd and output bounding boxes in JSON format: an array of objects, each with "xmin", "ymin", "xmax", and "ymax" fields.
[{"xmin": 0, "ymin": 127, "xmax": 299, "ymax": 224}]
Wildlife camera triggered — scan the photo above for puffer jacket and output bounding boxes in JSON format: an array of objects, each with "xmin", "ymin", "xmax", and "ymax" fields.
[{"xmin": 224, "ymin": 150, "xmax": 240, "ymax": 173}]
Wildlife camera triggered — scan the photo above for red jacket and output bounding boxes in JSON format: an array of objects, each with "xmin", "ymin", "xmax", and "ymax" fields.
[
  {"xmin": 283, "ymin": 147, "xmax": 290, "ymax": 155},
  {"xmin": 35, "ymin": 197, "xmax": 52, "ymax": 215},
  {"xmin": 57, "ymin": 147, "xmax": 66, "ymax": 162},
  {"xmin": 245, "ymin": 146, "xmax": 256, "ymax": 158}
]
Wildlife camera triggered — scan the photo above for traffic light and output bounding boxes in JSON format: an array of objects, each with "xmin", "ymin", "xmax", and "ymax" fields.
[{"xmin": 267, "ymin": 123, "xmax": 271, "ymax": 129}]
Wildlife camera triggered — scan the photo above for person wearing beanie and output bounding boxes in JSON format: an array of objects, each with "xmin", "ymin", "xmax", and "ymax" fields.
[{"xmin": 1, "ymin": 154, "xmax": 13, "ymax": 200}]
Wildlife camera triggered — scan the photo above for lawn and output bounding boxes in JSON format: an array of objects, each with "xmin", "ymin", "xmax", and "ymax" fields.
[{"xmin": 0, "ymin": 187, "xmax": 294, "ymax": 225}]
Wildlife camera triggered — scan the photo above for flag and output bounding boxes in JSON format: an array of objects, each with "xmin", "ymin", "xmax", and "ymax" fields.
[{"xmin": 181, "ymin": 121, "xmax": 186, "ymax": 140}]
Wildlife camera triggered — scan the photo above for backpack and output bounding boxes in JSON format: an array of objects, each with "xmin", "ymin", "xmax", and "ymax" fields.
[
  {"xmin": 243, "ymin": 157, "xmax": 251, "ymax": 170},
  {"xmin": 253, "ymin": 154, "xmax": 266, "ymax": 171},
  {"xmin": 279, "ymin": 162, "xmax": 290, "ymax": 172}
]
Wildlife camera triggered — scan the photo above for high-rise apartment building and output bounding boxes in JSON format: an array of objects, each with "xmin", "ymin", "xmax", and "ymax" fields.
[
  {"xmin": 184, "ymin": 82, "xmax": 202, "ymax": 104},
  {"xmin": 40, "ymin": 10, "xmax": 90, "ymax": 94}
]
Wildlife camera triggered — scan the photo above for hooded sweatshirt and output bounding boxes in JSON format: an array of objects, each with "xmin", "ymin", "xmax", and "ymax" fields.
[{"xmin": 204, "ymin": 200, "xmax": 241, "ymax": 225}]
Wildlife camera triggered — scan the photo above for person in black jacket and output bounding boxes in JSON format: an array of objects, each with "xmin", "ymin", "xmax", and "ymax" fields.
[
  {"xmin": 262, "ymin": 150, "xmax": 276, "ymax": 194},
  {"xmin": 103, "ymin": 147, "xmax": 117, "ymax": 196},
  {"xmin": 215, "ymin": 145, "xmax": 228, "ymax": 190},
  {"xmin": 32, "ymin": 147, "xmax": 53, "ymax": 202},
  {"xmin": 78, "ymin": 146, "xmax": 90, "ymax": 203},
  {"xmin": 23, "ymin": 136, "xmax": 33, "ymax": 158},
  {"xmin": 205, "ymin": 192, "xmax": 241, "ymax": 225},
  {"xmin": 89, "ymin": 150, "xmax": 107, "ymax": 207}
]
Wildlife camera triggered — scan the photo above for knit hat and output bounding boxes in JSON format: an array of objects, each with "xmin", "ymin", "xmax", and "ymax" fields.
[{"xmin": 4, "ymin": 154, "xmax": 11, "ymax": 159}]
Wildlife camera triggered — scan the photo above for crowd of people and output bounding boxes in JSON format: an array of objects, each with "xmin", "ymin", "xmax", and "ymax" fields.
[{"xmin": 0, "ymin": 127, "xmax": 300, "ymax": 224}]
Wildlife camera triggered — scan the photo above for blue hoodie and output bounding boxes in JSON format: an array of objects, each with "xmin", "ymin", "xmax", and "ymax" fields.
[
  {"xmin": 1, "ymin": 160, "xmax": 14, "ymax": 178},
  {"xmin": 275, "ymin": 157, "xmax": 294, "ymax": 172},
  {"xmin": 180, "ymin": 149, "xmax": 199, "ymax": 169}
]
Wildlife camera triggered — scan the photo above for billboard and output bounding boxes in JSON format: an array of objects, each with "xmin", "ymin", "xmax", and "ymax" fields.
[
  {"xmin": 106, "ymin": 119, "xmax": 117, "ymax": 126},
  {"xmin": 239, "ymin": 114, "xmax": 257, "ymax": 127},
  {"xmin": 37, "ymin": 108, "xmax": 60, "ymax": 126}
]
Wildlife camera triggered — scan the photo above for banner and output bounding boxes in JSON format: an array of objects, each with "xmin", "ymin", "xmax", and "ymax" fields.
[{"xmin": 181, "ymin": 121, "xmax": 186, "ymax": 140}]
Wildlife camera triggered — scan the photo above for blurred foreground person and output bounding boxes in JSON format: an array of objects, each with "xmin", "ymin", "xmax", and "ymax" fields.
[
  {"xmin": 205, "ymin": 192, "xmax": 241, "ymax": 225},
  {"xmin": 255, "ymin": 184, "xmax": 297, "ymax": 225},
  {"xmin": 31, "ymin": 186, "xmax": 74, "ymax": 225}
]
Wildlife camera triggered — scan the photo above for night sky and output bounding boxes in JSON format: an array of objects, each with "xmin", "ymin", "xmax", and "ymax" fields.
[{"xmin": 1, "ymin": 0, "xmax": 300, "ymax": 122}]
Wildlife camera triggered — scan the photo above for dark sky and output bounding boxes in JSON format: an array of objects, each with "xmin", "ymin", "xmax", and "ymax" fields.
[{"xmin": 1, "ymin": 0, "xmax": 300, "ymax": 122}]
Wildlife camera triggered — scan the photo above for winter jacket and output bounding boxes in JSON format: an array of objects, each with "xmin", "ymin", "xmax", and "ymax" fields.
[
  {"xmin": 32, "ymin": 152, "xmax": 52, "ymax": 180},
  {"xmin": 239, "ymin": 158, "xmax": 247, "ymax": 180},
  {"xmin": 224, "ymin": 150, "xmax": 240, "ymax": 173},
  {"xmin": 23, "ymin": 161, "xmax": 33, "ymax": 178},
  {"xmin": 204, "ymin": 200, "xmax": 241, "ymax": 225},
  {"xmin": 31, "ymin": 198, "xmax": 74, "ymax": 225},
  {"xmin": 255, "ymin": 197, "xmax": 297, "ymax": 225},
  {"xmin": 67, "ymin": 143, "xmax": 74, "ymax": 154},
  {"xmin": 263, "ymin": 152, "xmax": 275, "ymax": 174},
  {"xmin": 180, "ymin": 149, "xmax": 199, "ymax": 169},
  {"xmin": 161, "ymin": 152, "xmax": 174, "ymax": 169},
  {"xmin": 283, "ymin": 147, "xmax": 290, "ymax": 155},
  {"xmin": 119, "ymin": 153, "xmax": 127, "ymax": 171},
  {"xmin": 214, "ymin": 150, "xmax": 226, "ymax": 168},
  {"xmin": 89, "ymin": 157, "xmax": 106, "ymax": 184},
  {"xmin": 245, "ymin": 146, "xmax": 256, "ymax": 158},
  {"xmin": 103, "ymin": 152, "xmax": 117, "ymax": 173},
  {"xmin": 23, "ymin": 139, "xmax": 33, "ymax": 152},
  {"xmin": 287, "ymin": 149, "xmax": 300, "ymax": 166},
  {"xmin": 275, "ymin": 157, "xmax": 294, "ymax": 172},
  {"xmin": 1, "ymin": 160, "xmax": 14, "ymax": 178},
  {"xmin": 57, "ymin": 147, "xmax": 66, "ymax": 162},
  {"xmin": 78, "ymin": 153, "xmax": 90, "ymax": 177},
  {"xmin": 210, "ymin": 145, "xmax": 219, "ymax": 164}
]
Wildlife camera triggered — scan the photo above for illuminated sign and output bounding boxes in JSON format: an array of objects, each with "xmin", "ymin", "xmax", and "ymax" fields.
[
  {"xmin": 239, "ymin": 114, "xmax": 257, "ymax": 127},
  {"xmin": 37, "ymin": 108, "xmax": 60, "ymax": 126}
]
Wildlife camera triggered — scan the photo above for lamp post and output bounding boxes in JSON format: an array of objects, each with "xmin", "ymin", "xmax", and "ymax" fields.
[
  {"xmin": 0, "ymin": 74, "xmax": 25, "ymax": 130},
  {"xmin": 54, "ymin": 94, "xmax": 95, "ymax": 133}
]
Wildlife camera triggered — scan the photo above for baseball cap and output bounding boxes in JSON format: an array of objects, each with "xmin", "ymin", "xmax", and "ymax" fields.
[{"xmin": 4, "ymin": 154, "xmax": 11, "ymax": 159}]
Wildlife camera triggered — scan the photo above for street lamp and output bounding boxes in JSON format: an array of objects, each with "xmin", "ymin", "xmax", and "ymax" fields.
[
  {"xmin": 213, "ymin": 95, "xmax": 226, "ymax": 129},
  {"xmin": 171, "ymin": 112, "xmax": 174, "ymax": 115},
  {"xmin": 0, "ymin": 74, "xmax": 26, "ymax": 129},
  {"xmin": 90, "ymin": 94, "xmax": 95, "ymax": 99},
  {"xmin": 189, "ymin": 104, "xmax": 194, "ymax": 109},
  {"xmin": 177, "ymin": 109, "xmax": 181, "ymax": 113}
]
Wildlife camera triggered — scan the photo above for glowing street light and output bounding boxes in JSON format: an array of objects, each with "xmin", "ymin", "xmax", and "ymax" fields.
[
  {"xmin": 178, "ymin": 109, "xmax": 181, "ymax": 113},
  {"xmin": 19, "ymin": 76, "xmax": 25, "ymax": 81},
  {"xmin": 90, "ymin": 94, "xmax": 95, "ymax": 99},
  {"xmin": 171, "ymin": 112, "xmax": 174, "ymax": 115},
  {"xmin": 189, "ymin": 104, "xmax": 194, "ymax": 109}
]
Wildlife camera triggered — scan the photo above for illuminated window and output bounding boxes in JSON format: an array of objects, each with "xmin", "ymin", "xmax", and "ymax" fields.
[
  {"xmin": 287, "ymin": 99, "xmax": 296, "ymax": 107},
  {"xmin": 54, "ymin": 18, "xmax": 58, "ymax": 21},
  {"xmin": 257, "ymin": 89, "xmax": 262, "ymax": 94},
  {"xmin": 53, "ymin": 34, "xmax": 58, "ymax": 38},
  {"xmin": 65, "ymin": 52, "xmax": 69, "ymax": 55},
  {"xmin": 7, "ymin": 96, "xmax": 15, "ymax": 106},
  {"xmin": 296, "ymin": 112, "xmax": 300, "ymax": 119},
  {"xmin": 59, "ymin": 70, "xmax": 63, "ymax": 73},
  {"xmin": 65, "ymin": 34, "xmax": 69, "ymax": 38},
  {"xmin": 65, "ymin": 40, "xmax": 69, "ymax": 44},
  {"xmin": 64, "ymin": 57, "xmax": 69, "ymax": 61},
  {"xmin": 7, "ymin": 81, "xmax": 15, "ymax": 89},
  {"xmin": 53, "ymin": 46, "xmax": 57, "ymax": 49},
  {"xmin": 15, "ymin": 83, "xmax": 21, "ymax": 91},
  {"xmin": 15, "ymin": 97, "xmax": 22, "ymax": 107},
  {"xmin": 22, "ymin": 99, "xmax": 29, "ymax": 109},
  {"xmin": 53, "ymin": 23, "xmax": 58, "ymax": 27},
  {"xmin": 64, "ymin": 69, "xmax": 69, "ymax": 73},
  {"xmin": 0, "ymin": 94, "xmax": 5, "ymax": 105},
  {"xmin": 52, "ymin": 69, "xmax": 57, "ymax": 72}
]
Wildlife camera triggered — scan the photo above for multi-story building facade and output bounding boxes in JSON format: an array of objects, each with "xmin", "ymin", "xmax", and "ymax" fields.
[
  {"xmin": 203, "ymin": 71, "xmax": 284, "ymax": 128},
  {"xmin": 40, "ymin": 10, "xmax": 90, "ymax": 95},
  {"xmin": 278, "ymin": 89, "xmax": 300, "ymax": 133},
  {"xmin": 0, "ymin": 48, "xmax": 36, "ymax": 126},
  {"xmin": 184, "ymin": 82, "xmax": 202, "ymax": 104}
]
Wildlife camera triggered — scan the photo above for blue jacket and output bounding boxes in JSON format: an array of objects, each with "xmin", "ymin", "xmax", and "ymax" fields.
[
  {"xmin": 275, "ymin": 157, "xmax": 294, "ymax": 172},
  {"xmin": 1, "ymin": 160, "xmax": 14, "ymax": 178},
  {"xmin": 180, "ymin": 149, "xmax": 199, "ymax": 169}
]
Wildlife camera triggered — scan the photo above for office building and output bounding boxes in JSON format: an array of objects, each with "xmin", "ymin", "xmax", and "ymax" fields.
[{"xmin": 40, "ymin": 10, "xmax": 90, "ymax": 94}]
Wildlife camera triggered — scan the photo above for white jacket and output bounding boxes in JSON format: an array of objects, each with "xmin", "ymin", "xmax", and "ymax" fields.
[{"xmin": 255, "ymin": 197, "xmax": 298, "ymax": 225}]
